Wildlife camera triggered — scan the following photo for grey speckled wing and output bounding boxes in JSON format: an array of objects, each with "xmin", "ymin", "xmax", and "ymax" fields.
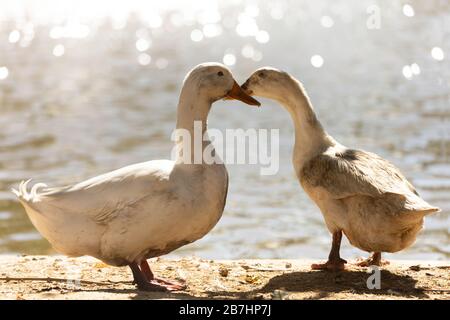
[{"xmin": 301, "ymin": 148, "xmax": 420, "ymax": 200}]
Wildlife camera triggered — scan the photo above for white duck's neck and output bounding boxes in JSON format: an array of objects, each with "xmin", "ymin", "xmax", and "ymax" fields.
[
  {"xmin": 174, "ymin": 85, "xmax": 214, "ymax": 165},
  {"xmin": 274, "ymin": 81, "xmax": 335, "ymax": 172}
]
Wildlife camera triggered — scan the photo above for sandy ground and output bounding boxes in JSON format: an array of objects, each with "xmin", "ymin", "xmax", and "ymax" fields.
[{"xmin": 0, "ymin": 255, "xmax": 448, "ymax": 300}]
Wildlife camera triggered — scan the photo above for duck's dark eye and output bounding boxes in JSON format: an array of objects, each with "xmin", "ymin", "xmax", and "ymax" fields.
[
  {"xmin": 217, "ymin": 71, "xmax": 224, "ymax": 76},
  {"xmin": 258, "ymin": 72, "xmax": 266, "ymax": 78}
]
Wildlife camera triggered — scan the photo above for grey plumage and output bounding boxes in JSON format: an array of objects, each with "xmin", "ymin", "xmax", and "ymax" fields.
[
  {"xmin": 302, "ymin": 148, "xmax": 421, "ymax": 201},
  {"xmin": 243, "ymin": 67, "xmax": 440, "ymax": 264}
]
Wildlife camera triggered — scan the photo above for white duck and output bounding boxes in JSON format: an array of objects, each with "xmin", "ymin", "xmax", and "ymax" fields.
[
  {"xmin": 241, "ymin": 67, "xmax": 439, "ymax": 270},
  {"xmin": 12, "ymin": 63, "xmax": 260, "ymax": 291}
]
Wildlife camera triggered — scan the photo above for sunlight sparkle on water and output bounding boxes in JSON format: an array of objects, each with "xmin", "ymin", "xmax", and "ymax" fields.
[
  {"xmin": 191, "ymin": 29, "xmax": 203, "ymax": 42},
  {"xmin": 402, "ymin": 4, "xmax": 415, "ymax": 17},
  {"xmin": 223, "ymin": 53, "xmax": 236, "ymax": 66},
  {"xmin": 136, "ymin": 38, "xmax": 151, "ymax": 52},
  {"xmin": 145, "ymin": 13, "xmax": 163, "ymax": 29},
  {"xmin": 402, "ymin": 65, "xmax": 413, "ymax": 79},
  {"xmin": 236, "ymin": 14, "xmax": 258, "ymax": 37},
  {"xmin": 241, "ymin": 44, "xmax": 254, "ymax": 58},
  {"xmin": 0, "ymin": 67, "xmax": 9, "ymax": 80},
  {"xmin": 431, "ymin": 47, "xmax": 444, "ymax": 61},
  {"xmin": 8, "ymin": 30, "xmax": 20, "ymax": 43},
  {"xmin": 53, "ymin": 44, "xmax": 65, "ymax": 57},
  {"xmin": 311, "ymin": 55, "xmax": 324, "ymax": 68},
  {"xmin": 138, "ymin": 53, "xmax": 151, "ymax": 66},
  {"xmin": 402, "ymin": 63, "xmax": 421, "ymax": 79},
  {"xmin": 190, "ymin": 29, "xmax": 203, "ymax": 42},
  {"xmin": 320, "ymin": 16, "xmax": 334, "ymax": 28},
  {"xmin": 256, "ymin": 30, "xmax": 270, "ymax": 44}
]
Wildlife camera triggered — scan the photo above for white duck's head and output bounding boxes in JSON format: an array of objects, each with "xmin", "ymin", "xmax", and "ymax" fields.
[
  {"xmin": 182, "ymin": 62, "xmax": 260, "ymax": 106},
  {"xmin": 241, "ymin": 67, "xmax": 298, "ymax": 102}
]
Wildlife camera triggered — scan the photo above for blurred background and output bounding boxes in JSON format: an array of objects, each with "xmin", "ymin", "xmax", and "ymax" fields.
[{"xmin": 0, "ymin": 0, "xmax": 448, "ymax": 261}]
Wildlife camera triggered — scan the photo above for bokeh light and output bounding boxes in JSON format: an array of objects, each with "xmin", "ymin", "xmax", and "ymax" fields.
[
  {"xmin": 310, "ymin": 55, "xmax": 324, "ymax": 68},
  {"xmin": 0, "ymin": 67, "xmax": 9, "ymax": 80},
  {"xmin": 403, "ymin": 4, "xmax": 415, "ymax": 17},
  {"xmin": 190, "ymin": 29, "xmax": 203, "ymax": 42},
  {"xmin": 255, "ymin": 30, "xmax": 270, "ymax": 44},
  {"xmin": 8, "ymin": 30, "xmax": 20, "ymax": 43},
  {"xmin": 136, "ymin": 38, "xmax": 151, "ymax": 52},
  {"xmin": 402, "ymin": 65, "xmax": 413, "ymax": 79},
  {"xmin": 241, "ymin": 44, "xmax": 254, "ymax": 58},
  {"xmin": 138, "ymin": 53, "xmax": 151, "ymax": 65},
  {"xmin": 52, "ymin": 44, "xmax": 65, "ymax": 57},
  {"xmin": 431, "ymin": 47, "xmax": 444, "ymax": 61},
  {"xmin": 223, "ymin": 53, "xmax": 236, "ymax": 66},
  {"xmin": 320, "ymin": 16, "xmax": 334, "ymax": 28}
]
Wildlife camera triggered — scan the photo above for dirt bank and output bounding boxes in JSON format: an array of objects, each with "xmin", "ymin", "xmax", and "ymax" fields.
[{"xmin": 0, "ymin": 255, "xmax": 448, "ymax": 300}]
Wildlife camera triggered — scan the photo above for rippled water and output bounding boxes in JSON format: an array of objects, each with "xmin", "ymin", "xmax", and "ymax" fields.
[{"xmin": 0, "ymin": 0, "xmax": 449, "ymax": 261}]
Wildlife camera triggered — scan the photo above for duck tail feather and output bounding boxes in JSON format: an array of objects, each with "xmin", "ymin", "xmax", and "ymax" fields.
[{"xmin": 12, "ymin": 179, "xmax": 48, "ymax": 203}]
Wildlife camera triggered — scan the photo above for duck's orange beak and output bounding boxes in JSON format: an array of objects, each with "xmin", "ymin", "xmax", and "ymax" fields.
[{"xmin": 225, "ymin": 81, "xmax": 260, "ymax": 106}]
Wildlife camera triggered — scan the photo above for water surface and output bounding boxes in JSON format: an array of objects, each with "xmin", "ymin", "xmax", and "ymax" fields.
[{"xmin": 0, "ymin": 0, "xmax": 449, "ymax": 261}]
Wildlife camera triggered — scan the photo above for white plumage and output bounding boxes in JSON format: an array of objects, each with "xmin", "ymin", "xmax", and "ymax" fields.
[
  {"xmin": 12, "ymin": 62, "xmax": 260, "ymax": 291},
  {"xmin": 13, "ymin": 160, "xmax": 228, "ymax": 265}
]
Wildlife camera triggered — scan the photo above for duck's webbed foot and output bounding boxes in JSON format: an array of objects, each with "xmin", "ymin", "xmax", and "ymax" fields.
[
  {"xmin": 129, "ymin": 261, "xmax": 186, "ymax": 292},
  {"xmin": 311, "ymin": 257, "xmax": 347, "ymax": 271},
  {"xmin": 140, "ymin": 260, "xmax": 186, "ymax": 290},
  {"xmin": 311, "ymin": 231, "xmax": 347, "ymax": 271},
  {"xmin": 148, "ymin": 278, "xmax": 186, "ymax": 291},
  {"xmin": 356, "ymin": 252, "xmax": 389, "ymax": 267}
]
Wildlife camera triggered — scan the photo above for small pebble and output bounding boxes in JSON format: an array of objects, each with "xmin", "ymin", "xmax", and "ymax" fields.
[
  {"xmin": 409, "ymin": 265, "xmax": 421, "ymax": 271},
  {"xmin": 245, "ymin": 274, "xmax": 259, "ymax": 284},
  {"xmin": 219, "ymin": 267, "xmax": 229, "ymax": 277}
]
